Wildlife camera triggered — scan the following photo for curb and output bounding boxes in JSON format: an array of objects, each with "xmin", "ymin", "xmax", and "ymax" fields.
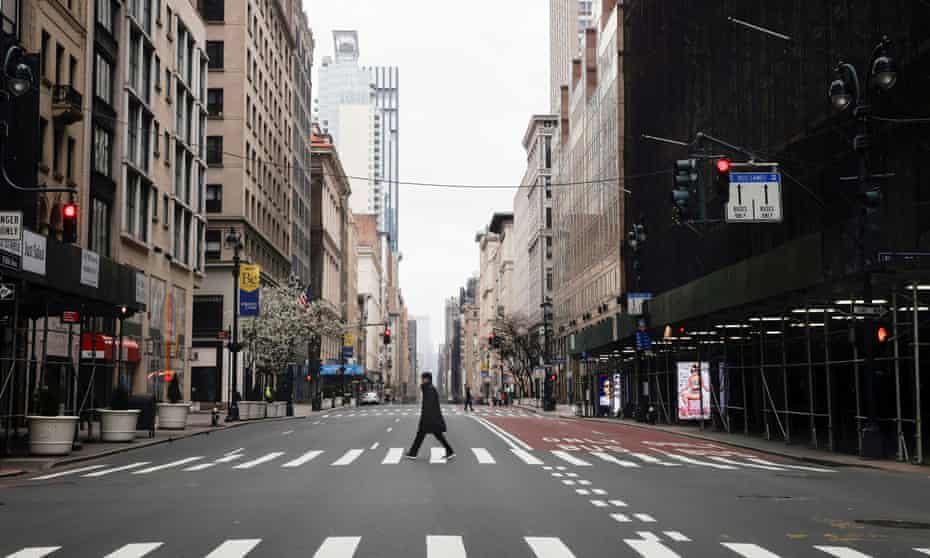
[
  {"xmin": 33, "ymin": 414, "xmax": 310, "ymax": 471},
  {"xmin": 0, "ymin": 468, "xmax": 24, "ymax": 478},
  {"xmin": 512, "ymin": 404, "xmax": 905, "ymax": 472}
]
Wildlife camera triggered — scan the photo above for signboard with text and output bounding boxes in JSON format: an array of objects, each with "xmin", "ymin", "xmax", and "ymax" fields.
[
  {"xmin": 239, "ymin": 264, "xmax": 261, "ymax": 317},
  {"xmin": 726, "ymin": 170, "xmax": 783, "ymax": 223}
]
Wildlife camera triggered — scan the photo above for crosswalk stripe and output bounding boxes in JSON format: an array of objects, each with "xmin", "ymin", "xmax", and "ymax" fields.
[
  {"xmin": 312, "ymin": 537, "xmax": 361, "ymax": 558},
  {"xmin": 511, "ymin": 448, "xmax": 544, "ymax": 465},
  {"xmin": 233, "ymin": 452, "xmax": 285, "ymax": 469},
  {"xmin": 662, "ymin": 453, "xmax": 736, "ymax": 469},
  {"xmin": 633, "ymin": 513, "xmax": 657, "ymax": 523},
  {"xmin": 525, "ymin": 536, "xmax": 577, "ymax": 558},
  {"xmin": 814, "ymin": 546, "xmax": 873, "ymax": 558},
  {"xmin": 631, "ymin": 453, "xmax": 680, "ymax": 466},
  {"xmin": 636, "ymin": 532, "xmax": 661, "ymax": 542},
  {"xmin": 184, "ymin": 463, "xmax": 216, "ymax": 472},
  {"xmin": 747, "ymin": 457, "xmax": 835, "ymax": 473},
  {"xmin": 383, "ymin": 448, "xmax": 404, "ymax": 464},
  {"xmin": 611, "ymin": 513, "xmax": 631, "ymax": 523},
  {"xmin": 215, "ymin": 454, "xmax": 244, "ymax": 464},
  {"xmin": 332, "ymin": 449, "xmax": 364, "ymax": 466},
  {"xmin": 590, "ymin": 452, "xmax": 640, "ymax": 468},
  {"xmin": 426, "ymin": 536, "xmax": 466, "ymax": 558},
  {"xmin": 370, "ymin": 442, "xmax": 379, "ymax": 450},
  {"xmin": 591, "ymin": 488, "xmax": 607, "ymax": 495},
  {"xmin": 625, "ymin": 539, "xmax": 682, "ymax": 558},
  {"xmin": 102, "ymin": 543, "xmax": 163, "ymax": 558},
  {"xmin": 203, "ymin": 539, "xmax": 262, "ymax": 558},
  {"xmin": 664, "ymin": 532, "xmax": 690, "ymax": 542},
  {"xmin": 590, "ymin": 500, "xmax": 608, "ymax": 507},
  {"xmin": 575, "ymin": 489, "xmax": 590, "ymax": 495},
  {"xmin": 5, "ymin": 548, "xmax": 61, "ymax": 558},
  {"xmin": 915, "ymin": 549, "xmax": 930, "ymax": 556},
  {"xmin": 561, "ymin": 479, "xmax": 576, "ymax": 485},
  {"xmin": 721, "ymin": 542, "xmax": 782, "ymax": 557},
  {"xmin": 281, "ymin": 450, "xmax": 324, "ymax": 468},
  {"xmin": 708, "ymin": 456, "xmax": 787, "ymax": 471},
  {"xmin": 84, "ymin": 462, "xmax": 150, "ymax": 477},
  {"xmin": 551, "ymin": 451, "xmax": 591, "ymax": 466},
  {"xmin": 472, "ymin": 448, "xmax": 495, "ymax": 463},
  {"xmin": 133, "ymin": 457, "xmax": 204, "ymax": 474},
  {"xmin": 32, "ymin": 464, "xmax": 106, "ymax": 480},
  {"xmin": 430, "ymin": 447, "xmax": 447, "ymax": 463},
  {"xmin": 610, "ymin": 499, "xmax": 628, "ymax": 507}
]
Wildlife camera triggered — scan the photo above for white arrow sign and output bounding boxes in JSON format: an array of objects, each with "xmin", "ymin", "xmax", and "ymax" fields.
[{"xmin": 726, "ymin": 171, "xmax": 783, "ymax": 223}]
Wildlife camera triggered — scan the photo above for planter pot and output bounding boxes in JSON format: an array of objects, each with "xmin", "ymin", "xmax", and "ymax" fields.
[
  {"xmin": 255, "ymin": 401, "xmax": 267, "ymax": 419},
  {"xmin": 265, "ymin": 403, "xmax": 275, "ymax": 418},
  {"xmin": 98, "ymin": 409, "xmax": 141, "ymax": 442},
  {"xmin": 157, "ymin": 402, "xmax": 191, "ymax": 430},
  {"xmin": 235, "ymin": 401, "xmax": 250, "ymax": 420},
  {"xmin": 27, "ymin": 416, "xmax": 78, "ymax": 456}
]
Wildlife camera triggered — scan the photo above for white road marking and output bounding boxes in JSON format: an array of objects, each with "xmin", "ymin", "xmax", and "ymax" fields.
[
  {"xmin": 233, "ymin": 452, "xmax": 285, "ymax": 469},
  {"xmin": 566, "ymin": 472, "xmax": 578, "ymax": 477},
  {"xmin": 133, "ymin": 457, "xmax": 204, "ymax": 474},
  {"xmin": 525, "ymin": 536, "xmax": 578, "ymax": 558},
  {"xmin": 203, "ymin": 539, "xmax": 263, "ymax": 558},
  {"xmin": 543, "ymin": 466, "xmax": 553, "ymax": 470},
  {"xmin": 590, "ymin": 451, "xmax": 641, "ymax": 468},
  {"xmin": 511, "ymin": 448, "xmax": 544, "ymax": 465},
  {"xmin": 84, "ymin": 462, "xmax": 150, "ymax": 477},
  {"xmin": 634, "ymin": 513, "xmax": 657, "ymax": 523},
  {"xmin": 380, "ymin": 447, "xmax": 404, "ymax": 463},
  {"xmin": 430, "ymin": 447, "xmax": 447, "ymax": 463},
  {"xmin": 32, "ymin": 464, "xmax": 106, "ymax": 480},
  {"xmin": 636, "ymin": 532, "xmax": 661, "ymax": 542},
  {"xmin": 625, "ymin": 539, "xmax": 682, "ymax": 558},
  {"xmin": 5, "ymin": 548, "xmax": 61, "ymax": 558},
  {"xmin": 610, "ymin": 500, "xmax": 628, "ymax": 507},
  {"xmin": 561, "ymin": 479, "xmax": 576, "ymax": 485},
  {"xmin": 370, "ymin": 442, "xmax": 380, "ymax": 450},
  {"xmin": 721, "ymin": 543, "xmax": 782, "ymax": 557},
  {"xmin": 333, "ymin": 414, "xmax": 342, "ymax": 417},
  {"xmin": 225, "ymin": 448, "xmax": 245, "ymax": 455},
  {"xmin": 312, "ymin": 421, "xmax": 321, "ymax": 425},
  {"xmin": 282, "ymin": 450, "xmax": 324, "ymax": 468},
  {"xmin": 748, "ymin": 457, "xmax": 835, "ymax": 473},
  {"xmin": 551, "ymin": 472, "xmax": 564, "ymax": 477},
  {"xmin": 472, "ymin": 448, "xmax": 495, "ymax": 463},
  {"xmin": 386, "ymin": 427, "xmax": 393, "ymax": 433},
  {"xmin": 814, "ymin": 547, "xmax": 873, "ymax": 558},
  {"xmin": 592, "ymin": 489, "xmax": 607, "ymax": 495},
  {"xmin": 215, "ymin": 454, "xmax": 244, "ymax": 464},
  {"xmin": 281, "ymin": 430, "xmax": 294, "ymax": 435},
  {"xmin": 394, "ymin": 418, "xmax": 400, "ymax": 422},
  {"xmin": 611, "ymin": 513, "xmax": 631, "ymax": 523},
  {"xmin": 551, "ymin": 451, "xmax": 591, "ymax": 466},
  {"xmin": 311, "ymin": 537, "xmax": 361, "ymax": 558},
  {"xmin": 426, "ymin": 536, "xmax": 466, "ymax": 558},
  {"xmin": 555, "ymin": 466, "xmax": 566, "ymax": 470},
  {"xmin": 102, "ymin": 543, "xmax": 163, "ymax": 558},
  {"xmin": 578, "ymin": 480, "xmax": 591, "ymax": 486},
  {"xmin": 662, "ymin": 453, "xmax": 737, "ymax": 469},
  {"xmin": 575, "ymin": 489, "xmax": 590, "ymax": 495},
  {"xmin": 664, "ymin": 532, "xmax": 691, "ymax": 542},
  {"xmin": 332, "ymin": 449, "xmax": 364, "ymax": 466},
  {"xmin": 590, "ymin": 500, "xmax": 608, "ymax": 507},
  {"xmin": 708, "ymin": 456, "xmax": 787, "ymax": 471},
  {"xmin": 915, "ymin": 549, "xmax": 930, "ymax": 556},
  {"xmin": 631, "ymin": 453, "xmax": 680, "ymax": 466},
  {"xmin": 183, "ymin": 463, "xmax": 216, "ymax": 471},
  {"xmin": 471, "ymin": 416, "xmax": 534, "ymax": 450}
]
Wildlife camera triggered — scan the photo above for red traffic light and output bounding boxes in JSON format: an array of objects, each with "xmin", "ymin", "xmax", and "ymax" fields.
[
  {"xmin": 63, "ymin": 203, "xmax": 77, "ymax": 219},
  {"xmin": 715, "ymin": 158, "xmax": 731, "ymax": 174},
  {"xmin": 877, "ymin": 326, "xmax": 889, "ymax": 344}
]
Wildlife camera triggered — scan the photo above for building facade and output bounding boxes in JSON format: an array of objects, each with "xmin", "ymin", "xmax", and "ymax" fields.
[
  {"xmin": 476, "ymin": 213, "xmax": 514, "ymax": 399},
  {"xmin": 290, "ymin": 8, "xmax": 314, "ymax": 286},
  {"xmin": 354, "ymin": 213, "xmax": 383, "ymax": 380}
]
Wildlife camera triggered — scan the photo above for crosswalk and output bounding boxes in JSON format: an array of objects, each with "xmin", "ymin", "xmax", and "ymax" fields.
[
  {"xmin": 317, "ymin": 409, "xmax": 534, "ymax": 418},
  {"xmin": 30, "ymin": 446, "xmax": 834, "ymax": 482},
  {"xmin": 4, "ymin": 536, "xmax": 924, "ymax": 557}
]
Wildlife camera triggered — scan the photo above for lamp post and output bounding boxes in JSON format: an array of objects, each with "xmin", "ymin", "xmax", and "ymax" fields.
[
  {"xmin": 828, "ymin": 35, "xmax": 897, "ymax": 459},
  {"xmin": 541, "ymin": 297, "xmax": 553, "ymax": 411},
  {"xmin": 226, "ymin": 229, "xmax": 242, "ymax": 421}
]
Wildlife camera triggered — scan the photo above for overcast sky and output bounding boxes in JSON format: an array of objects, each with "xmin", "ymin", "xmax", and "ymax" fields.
[{"xmin": 305, "ymin": 1, "xmax": 550, "ymax": 351}]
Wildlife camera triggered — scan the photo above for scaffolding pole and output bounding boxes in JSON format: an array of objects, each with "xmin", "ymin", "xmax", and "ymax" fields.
[
  {"xmin": 781, "ymin": 316, "xmax": 790, "ymax": 444},
  {"xmin": 824, "ymin": 316, "xmax": 835, "ymax": 452},
  {"xmin": 914, "ymin": 282, "xmax": 923, "ymax": 465},
  {"xmin": 740, "ymin": 340, "xmax": 748, "ymax": 435},
  {"xmin": 852, "ymin": 322, "xmax": 862, "ymax": 456},
  {"xmin": 892, "ymin": 291, "xmax": 904, "ymax": 461},
  {"xmin": 806, "ymin": 309, "xmax": 817, "ymax": 448}
]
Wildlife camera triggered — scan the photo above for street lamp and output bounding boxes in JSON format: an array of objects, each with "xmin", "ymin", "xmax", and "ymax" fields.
[
  {"xmin": 828, "ymin": 35, "xmax": 897, "ymax": 459},
  {"xmin": 225, "ymin": 228, "xmax": 243, "ymax": 421}
]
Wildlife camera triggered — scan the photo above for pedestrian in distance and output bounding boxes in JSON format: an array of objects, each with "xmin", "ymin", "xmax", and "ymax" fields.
[
  {"xmin": 406, "ymin": 372, "xmax": 455, "ymax": 461},
  {"xmin": 464, "ymin": 385, "xmax": 474, "ymax": 412}
]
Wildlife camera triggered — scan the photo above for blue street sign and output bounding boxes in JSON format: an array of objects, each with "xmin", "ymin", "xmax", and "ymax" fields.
[{"xmin": 320, "ymin": 363, "xmax": 365, "ymax": 376}]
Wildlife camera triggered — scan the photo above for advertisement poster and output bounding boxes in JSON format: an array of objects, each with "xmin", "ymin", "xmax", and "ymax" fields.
[
  {"xmin": 598, "ymin": 373, "xmax": 610, "ymax": 407},
  {"xmin": 239, "ymin": 264, "xmax": 261, "ymax": 317},
  {"xmin": 611, "ymin": 373, "xmax": 622, "ymax": 414},
  {"xmin": 677, "ymin": 361, "xmax": 711, "ymax": 420}
]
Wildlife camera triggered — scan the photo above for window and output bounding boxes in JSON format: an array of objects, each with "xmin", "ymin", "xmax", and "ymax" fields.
[
  {"xmin": 546, "ymin": 236, "xmax": 553, "ymax": 259},
  {"xmin": 546, "ymin": 207, "xmax": 552, "ymax": 229},
  {"xmin": 545, "ymin": 176, "xmax": 552, "ymax": 199},
  {"xmin": 55, "ymin": 43, "xmax": 63, "ymax": 85},
  {"xmin": 543, "ymin": 136, "xmax": 552, "ymax": 169},
  {"xmin": 127, "ymin": 103, "xmax": 139, "ymax": 163},
  {"xmin": 39, "ymin": 118, "xmax": 48, "ymax": 164},
  {"xmin": 129, "ymin": 33, "xmax": 140, "ymax": 91},
  {"xmin": 40, "ymin": 31, "xmax": 50, "ymax": 78},
  {"xmin": 546, "ymin": 270, "xmax": 553, "ymax": 291},
  {"xmin": 163, "ymin": 194, "xmax": 169, "ymax": 226},
  {"xmin": 66, "ymin": 137, "xmax": 75, "ymax": 180},
  {"xmin": 206, "ymin": 88, "xmax": 223, "ymax": 116},
  {"xmin": 68, "ymin": 55, "xmax": 77, "ymax": 86},
  {"xmin": 92, "ymin": 125, "xmax": 111, "ymax": 177},
  {"xmin": 165, "ymin": 68, "xmax": 171, "ymax": 100},
  {"xmin": 52, "ymin": 128, "xmax": 62, "ymax": 174},
  {"xmin": 153, "ymin": 121, "xmax": 160, "ymax": 157},
  {"xmin": 201, "ymin": 0, "xmax": 224, "ymax": 21},
  {"xmin": 96, "ymin": 0, "xmax": 113, "ymax": 33},
  {"xmin": 205, "ymin": 184, "xmax": 222, "ymax": 213},
  {"xmin": 152, "ymin": 186, "xmax": 159, "ymax": 221},
  {"xmin": 94, "ymin": 53, "xmax": 113, "ymax": 104},
  {"xmin": 89, "ymin": 197, "xmax": 111, "ymax": 257},
  {"xmin": 206, "ymin": 136, "xmax": 222, "ymax": 166},
  {"xmin": 166, "ymin": 6, "xmax": 173, "ymax": 38},
  {"xmin": 163, "ymin": 130, "xmax": 170, "ymax": 164},
  {"xmin": 206, "ymin": 41, "xmax": 223, "ymax": 69},
  {"xmin": 205, "ymin": 229, "xmax": 221, "ymax": 260},
  {"xmin": 126, "ymin": 174, "xmax": 137, "ymax": 236},
  {"xmin": 154, "ymin": 55, "xmax": 161, "ymax": 89}
]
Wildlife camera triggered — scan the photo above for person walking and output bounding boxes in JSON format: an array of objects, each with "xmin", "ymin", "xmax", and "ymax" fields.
[
  {"xmin": 406, "ymin": 372, "xmax": 455, "ymax": 460},
  {"xmin": 464, "ymin": 385, "xmax": 474, "ymax": 412}
]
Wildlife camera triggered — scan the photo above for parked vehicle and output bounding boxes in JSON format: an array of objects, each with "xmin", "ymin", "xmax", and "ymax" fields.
[{"xmin": 361, "ymin": 391, "xmax": 380, "ymax": 405}]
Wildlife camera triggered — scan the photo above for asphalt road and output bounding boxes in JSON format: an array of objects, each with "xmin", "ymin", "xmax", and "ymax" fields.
[{"xmin": 1, "ymin": 404, "xmax": 929, "ymax": 557}]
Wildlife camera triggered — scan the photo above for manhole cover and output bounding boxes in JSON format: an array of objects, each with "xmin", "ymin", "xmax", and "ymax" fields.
[{"xmin": 855, "ymin": 519, "xmax": 930, "ymax": 529}]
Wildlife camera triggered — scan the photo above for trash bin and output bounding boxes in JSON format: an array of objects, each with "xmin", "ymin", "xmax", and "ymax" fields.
[{"xmin": 129, "ymin": 396, "xmax": 156, "ymax": 438}]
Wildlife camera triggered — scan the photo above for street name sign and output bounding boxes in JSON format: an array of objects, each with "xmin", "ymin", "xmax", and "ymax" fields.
[
  {"xmin": 852, "ymin": 304, "xmax": 887, "ymax": 318},
  {"xmin": 726, "ymin": 171, "xmax": 783, "ymax": 223}
]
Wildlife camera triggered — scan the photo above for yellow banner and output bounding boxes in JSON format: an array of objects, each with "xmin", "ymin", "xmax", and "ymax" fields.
[
  {"xmin": 343, "ymin": 332, "xmax": 356, "ymax": 347},
  {"xmin": 240, "ymin": 264, "xmax": 261, "ymax": 293}
]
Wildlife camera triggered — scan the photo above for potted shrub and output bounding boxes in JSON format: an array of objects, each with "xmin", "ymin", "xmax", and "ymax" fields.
[
  {"xmin": 157, "ymin": 375, "xmax": 190, "ymax": 429},
  {"xmin": 27, "ymin": 387, "xmax": 78, "ymax": 456},
  {"xmin": 98, "ymin": 385, "xmax": 140, "ymax": 442}
]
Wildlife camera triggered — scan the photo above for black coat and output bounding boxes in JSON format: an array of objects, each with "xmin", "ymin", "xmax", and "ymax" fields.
[{"xmin": 418, "ymin": 383, "xmax": 446, "ymax": 434}]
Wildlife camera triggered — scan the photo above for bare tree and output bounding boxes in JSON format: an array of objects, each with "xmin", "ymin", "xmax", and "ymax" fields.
[{"xmin": 493, "ymin": 313, "xmax": 542, "ymax": 400}]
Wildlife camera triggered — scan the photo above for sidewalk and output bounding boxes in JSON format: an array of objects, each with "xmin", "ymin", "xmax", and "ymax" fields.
[
  {"xmin": 512, "ymin": 402, "xmax": 928, "ymax": 475},
  {"xmin": 0, "ymin": 403, "xmax": 317, "ymax": 476}
]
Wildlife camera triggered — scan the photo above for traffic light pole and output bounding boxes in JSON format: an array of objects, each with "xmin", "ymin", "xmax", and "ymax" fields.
[{"xmin": 227, "ymin": 243, "xmax": 241, "ymax": 422}]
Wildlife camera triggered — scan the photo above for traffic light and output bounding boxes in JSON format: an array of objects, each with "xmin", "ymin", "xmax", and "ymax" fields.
[
  {"xmin": 859, "ymin": 186, "xmax": 883, "ymax": 220},
  {"xmin": 62, "ymin": 202, "xmax": 78, "ymax": 243},
  {"xmin": 672, "ymin": 159, "xmax": 698, "ymax": 222},
  {"xmin": 714, "ymin": 157, "xmax": 731, "ymax": 203},
  {"xmin": 382, "ymin": 327, "xmax": 392, "ymax": 345}
]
